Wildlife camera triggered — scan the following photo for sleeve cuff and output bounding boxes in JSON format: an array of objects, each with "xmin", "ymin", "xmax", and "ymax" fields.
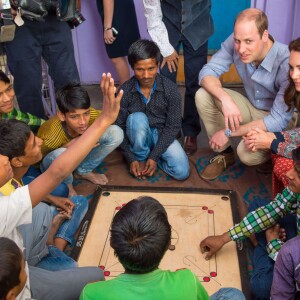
[
  {"xmin": 267, "ymin": 238, "xmax": 284, "ymax": 261},
  {"xmin": 270, "ymin": 132, "xmax": 284, "ymax": 153},
  {"xmin": 228, "ymin": 225, "xmax": 246, "ymax": 241}
]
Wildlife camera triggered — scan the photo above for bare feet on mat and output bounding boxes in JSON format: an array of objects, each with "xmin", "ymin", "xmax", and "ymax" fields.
[
  {"xmin": 46, "ymin": 211, "xmax": 71, "ymax": 246},
  {"xmin": 77, "ymin": 172, "xmax": 109, "ymax": 185},
  {"xmin": 67, "ymin": 184, "xmax": 77, "ymax": 198}
]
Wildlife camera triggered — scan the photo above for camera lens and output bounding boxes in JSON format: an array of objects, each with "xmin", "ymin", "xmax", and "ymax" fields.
[{"xmin": 69, "ymin": 10, "xmax": 86, "ymax": 28}]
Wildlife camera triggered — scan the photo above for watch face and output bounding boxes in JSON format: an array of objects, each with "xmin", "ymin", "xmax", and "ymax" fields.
[{"xmin": 224, "ymin": 128, "xmax": 232, "ymax": 137}]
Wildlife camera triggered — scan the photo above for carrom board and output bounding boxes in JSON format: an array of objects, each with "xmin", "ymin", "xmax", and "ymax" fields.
[{"xmin": 74, "ymin": 186, "xmax": 249, "ymax": 297}]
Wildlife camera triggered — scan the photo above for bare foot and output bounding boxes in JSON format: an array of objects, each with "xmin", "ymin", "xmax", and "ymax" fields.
[
  {"xmin": 77, "ymin": 172, "xmax": 108, "ymax": 185},
  {"xmin": 265, "ymin": 224, "xmax": 286, "ymax": 243},
  {"xmin": 46, "ymin": 211, "xmax": 71, "ymax": 246},
  {"xmin": 67, "ymin": 184, "xmax": 77, "ymax": 198}
]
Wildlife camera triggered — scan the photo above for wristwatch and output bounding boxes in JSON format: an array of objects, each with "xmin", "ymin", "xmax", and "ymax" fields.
[{"xmin": 224, "ymin": 128, "xmax": 232, "ymax": 137}]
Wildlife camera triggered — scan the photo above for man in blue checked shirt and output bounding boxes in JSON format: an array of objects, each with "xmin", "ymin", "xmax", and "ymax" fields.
[{"xmin": 195, "ymin": 8, "xmax": 297, "ymax": 181}]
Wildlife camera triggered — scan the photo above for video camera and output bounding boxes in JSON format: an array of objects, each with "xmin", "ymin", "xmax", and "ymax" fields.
[{"xmin": 0, "ymin": 1, "xmax": 15, "ymax": 42}]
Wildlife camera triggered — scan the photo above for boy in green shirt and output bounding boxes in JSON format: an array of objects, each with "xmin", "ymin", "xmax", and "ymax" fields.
[
  {"xmin": 0, "ymin": 70, "xmax": 44, "ymax": 133},
  {"xmin": 80, "ymin": 196, "xmax": 245, "ymax": 300}
]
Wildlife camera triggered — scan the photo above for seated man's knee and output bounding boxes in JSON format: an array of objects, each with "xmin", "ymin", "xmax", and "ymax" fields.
[
  {"xmin": 127, "ymin": 112, "xmax": 148, "ymax": 127},
  {"xmin": 106, "ymin": 124, "xmax": 124, "ymax": 143},
  {"xmin": 195, "ymin": 87, "xmax": 214, "ymax": 113},
  {"xmin": 237, "ymin": 142, "xmax": 256, "ymax": 166},
  {"xmin": 172, "ymin": 165, "xmax": 190, "ymax": 181},
  {"xmin": 41, "ymin": 148, "xmax": 67, "ymax": 172}
]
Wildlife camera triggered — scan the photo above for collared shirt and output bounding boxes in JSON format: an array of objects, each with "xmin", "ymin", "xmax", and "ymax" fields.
[
  {"xmin": 1, "ymin": 107, "xmax": 45, "ymax": 132},
  {"xmin": 137, "ymin": 81, "xmax": 157, "ymax": 105},
  {"xmin": 228, "ymin": 186, "xmax": 300, "ymax": 261},
  {"xmin": 143, "ymin": 0, "xmax": 213, "ymax": 57},
  {"xmin": 115, "ymin": 74, "xmax": 182, "ymax": 163},
  {"xmin": 271, "ymin": 236, "xmax": 300, "ymax": 299},
  {"xmin": 37, "ymin": 107, "xmax": 100, "ymax": 157},
  {"xmin": 199, "ymin": 34, "xmax": 292, "ymax": 132}
]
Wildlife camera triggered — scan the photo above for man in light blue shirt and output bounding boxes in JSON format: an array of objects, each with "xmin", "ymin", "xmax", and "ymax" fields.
[{"xmin": 195, "ymin": 8, "xmax": 295, "ymax": 180}]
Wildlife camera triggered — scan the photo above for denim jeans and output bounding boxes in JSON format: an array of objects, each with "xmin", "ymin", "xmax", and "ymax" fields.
[
  {"xmin": 210, "ymin": 288, "xmax": 245, "ymax": 300},
  {"xmin": 52, "ymin": 195, "xmax": 88, "ymax": 245},
  {"xmin": 248, "ymin": 198, "xmax": 297, "ymax": 300},
  {"xmin": 160, "ymin": 36, "xmax": 208, "ymax": 137},
  {"xmin": 41, "ymin": 124, "xmax": 124, "ymax": 184},
  {"xmin": 35, "ymin": 245, "xmax": 78, "ymax": 271},
  {"xmin": 126, "ymin": 112, "xmax": 189, "ymax": 180},
  {"xmin": 23, "ymin": 166, "xmax": 69, "ymax": 197}
]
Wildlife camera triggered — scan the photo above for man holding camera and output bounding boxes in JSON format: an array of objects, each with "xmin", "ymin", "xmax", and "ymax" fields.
[{"xmin": 5, "ymin": 0, "xmax": 82, "ymax": 119}]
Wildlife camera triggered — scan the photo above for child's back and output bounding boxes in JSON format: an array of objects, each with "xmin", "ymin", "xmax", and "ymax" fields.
[{"xmin": 80, "ymin": 268, "xmax": 209, "ymax": 300}]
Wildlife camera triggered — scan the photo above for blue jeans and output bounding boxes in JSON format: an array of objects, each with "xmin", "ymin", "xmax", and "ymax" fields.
[
  {"xmin": 160, "ymin": 35, "xmax": 208, "ymax": 137},
  {"xmin": 36, "ymin": 245, "xmax": 78, "ymax": 271},
  {"xmin": 20, "ymin": 203, "xmax": 77, "ymax": 271},
  {"xmin": 210, "ymin": 288, "xmax": 245, "ymax": 300},
  {"xmin": 126, "ymin": 112, "xmax": 190, "ymax": 180},
  {"xmin": 248, "ymin": 198, "xmax": 297, "ymax": 300},
  {"xmin": 52, "ymin": 195, "xmax": 88, "ymax": 245},
  {"xmin": 23, "ymin": 166, "xmax": 69, "ymax": 198},
  {"xmin": 41, "ymin": 124, "xmax": 124, "ymax": 184}
]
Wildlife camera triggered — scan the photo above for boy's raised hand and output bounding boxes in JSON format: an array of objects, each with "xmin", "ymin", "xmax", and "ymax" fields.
[{"xmin": 100, "ymin": 73, "xmax": 123, "ymax": 125}]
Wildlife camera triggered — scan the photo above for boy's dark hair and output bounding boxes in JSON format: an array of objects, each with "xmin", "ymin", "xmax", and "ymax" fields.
[
  {"xmin": 110, "ymin": 196, "xmax": 171, "ymax": 274},
  {"xmin": 0, "ymin": 237, "xmax": 22, "ymax": 300},
  {"xmin": 56, "ymin": 83, "xmax": 90, "ymax": 114},
  {"xmin": 128, "ymin": 39, "xmax": 162, "ymax": 69},
  {"xmin": 0, "ymin": 119, "xmax": 31, "ymax": 160},
  {"xmin": 0, "ymin": 70, "xmax": 10, "ymax": 84}
]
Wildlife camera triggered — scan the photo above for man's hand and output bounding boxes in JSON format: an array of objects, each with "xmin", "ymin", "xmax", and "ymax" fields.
[
  {"xmin": 142, "ymin": 159, "xmax": 157, "ymax": 177},
  {"xmin": 100, "ymin": 73, "xmax": 123, "ymax": 125},
  {"xmin": 209, "ymin": 130, "xmax": 229, "ymax": 150},
  {"xmin": 49, "ymin": 196, "xmax": 75, "ymax": 215},
  {"xmin": 161, "ymin": 50, "xmax": 179, "ymax": 73},
  {"xmin": 200, "ymin": 232, "xmax": 231, "ymax": 260},
  {"xmin": 221, "ymin": 96, "xmax": 243, "ymax": 131},
  {"xmin": 130, "ymin": 161, "xmax": 145, "ymax": 180},
  {"xmin": 265, "ymin": 224, "xmax": 286, "ymax": 243},
  {"xmin": 243, "ymin": 128, "xmax": 275, "ymax": 152}
]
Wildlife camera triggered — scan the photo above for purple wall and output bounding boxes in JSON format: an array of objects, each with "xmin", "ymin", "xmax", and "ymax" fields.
[
  {"xmin": 251, "ymin": 0, "xmax": 300, "ymax": 44},
  {"xmin": 74, "ymin": 1, "xmax": 300, "ymax": 84},
  {"xmin": 73, "ymin": 0, "xmax": 149, "ymax": 84}
]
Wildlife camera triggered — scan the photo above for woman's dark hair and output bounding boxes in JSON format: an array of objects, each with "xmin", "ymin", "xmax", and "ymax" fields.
[
  {"xmin": 285, "ymin": 37, "xmax": 300, "ymax": 111},
  {"xmin": 110, "ymin": 196, "xmax": 171, "ymax": 274},
  {"xmin": 56, "ymin": 83, "xmax": 90, "ymax": 114},
  {"xmin": 128, "ymin": 39, "xmax": 162, "ymax": 69},
  {"xmin": 0, "ymin": 119, "xmax": 31, "ymax": 160},
  {"xmin": 0, "ymin": 237, "xmax": 22, "ymax": 300}
]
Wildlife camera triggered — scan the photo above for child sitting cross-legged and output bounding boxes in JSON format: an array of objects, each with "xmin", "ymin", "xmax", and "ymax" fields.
[{"xmin": 80, "ymin": 196, "xmax": 245, "ymax": 300}]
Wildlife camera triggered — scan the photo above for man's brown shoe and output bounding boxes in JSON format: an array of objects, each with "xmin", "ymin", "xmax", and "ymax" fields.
[
  {"xmin": 200, "ymin": 152, "xmax": 235, "ymax": 180},
  {"xmin": 183, "ymin": 136, "xmax": 197, "ymax": 156}
]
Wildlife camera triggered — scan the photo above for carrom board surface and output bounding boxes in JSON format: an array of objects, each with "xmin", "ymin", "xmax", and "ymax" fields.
[{"xmin": 76, "ymin": 187, "xmax": 249, "ymax": 297}]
